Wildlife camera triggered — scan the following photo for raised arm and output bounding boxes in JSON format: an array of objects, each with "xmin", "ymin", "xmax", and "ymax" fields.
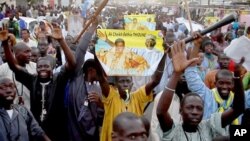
[
  {"xmin": 145, "ymin": 53, "xmax": 166, "ymax": 95},
  {"xmin": 50, "ymin": 26, "xmax": 76, "ymax": 72},
  {"xmin": 184, "ymin": 33, "xmax": 213, "ymax": 102},
  {"xmin": 1, "ymin": 32, "xmax": 23, "ymax": 72},
  {"xmin": 184, "ymin": 35, "xmax": 217, "ymax": 119},
  {"xmin": 75, "ymin": 21, "xmax": 98, "ymax": 75},
  {"xmin": 221, "ymin": 58, "xmax": 245, "ymax": 127},
  {"xmin": 157, "ymin": 72, "xmax": 180, "ymax": 132},
  {"xmin": 157, "ymin": 41, "xmax": 198, "ymax": 132},
  {"xmin": 97, "ymin": 30, "xmax": 115, "ymax": 47},
  {"xmin": 1, "ymin": 32, "xmax": 34, "ymax": 90},
  {"xmin": 94, "ymin": 53, "xmax": 110, "ymax": 98},
  {"xmin": 188, "ymin": 33, "xmax": 203, "ymax": 59}
]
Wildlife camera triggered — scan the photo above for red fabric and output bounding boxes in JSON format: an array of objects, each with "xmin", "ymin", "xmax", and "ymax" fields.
[{"xmin": 228, "ymin": 60, "xmax": 235, "ymax": 72}]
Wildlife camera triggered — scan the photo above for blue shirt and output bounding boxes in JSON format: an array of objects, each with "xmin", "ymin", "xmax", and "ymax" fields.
[
  {"xmin": 185, "ymin": 66, "xmax": 250, "ymax": 119},
  {"xmin": 0, "ymin": 13, "xmax": 4, "ymax": 20},
  {"xmin": 18, "ymin": 19, "xmax": 27, "ymax": 30}
]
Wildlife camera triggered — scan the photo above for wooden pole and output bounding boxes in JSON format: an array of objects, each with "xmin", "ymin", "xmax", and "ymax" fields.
[
  {"xmin": 184, "ymin": 0, "xmax": 193, "ymax": 32},
  {"xmin": 73, "ymin": 0, "xmax": 109, "ymax": 43}
]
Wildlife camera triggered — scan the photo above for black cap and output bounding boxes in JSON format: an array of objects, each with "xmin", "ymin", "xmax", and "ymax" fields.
[
  {"xmin": 82, "ymin": 59, "xmax": 97, "ymax": 73},
  {"xmin": 201, "ymin": 40, "xmax": 214, "ymax": 51}
]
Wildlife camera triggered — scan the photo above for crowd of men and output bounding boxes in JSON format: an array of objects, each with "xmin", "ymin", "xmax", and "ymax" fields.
[{"xmin": 0, "ymin": 1, "xmax": 250, "ymax": 141}]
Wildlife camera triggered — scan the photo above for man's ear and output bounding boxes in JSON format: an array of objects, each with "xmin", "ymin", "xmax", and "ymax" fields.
[{"xmin": 111, "ymin": 132, "xmax": 118, "ymax": 141}]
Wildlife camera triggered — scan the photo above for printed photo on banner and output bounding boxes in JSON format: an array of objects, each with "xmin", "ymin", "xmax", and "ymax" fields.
[
  {"xmin": 96, "ymin": 29, "xmax": 164, "ymax": 76},
  {"xmin": 204, "ymin": 17, "xmax": 220, "ymax": 27},
  {"xmin": 67, "ymin": 14, "xmax": 84, "ymax": 38},
  {"xmin": 124, "ymin": 14, "xmax": 156, "ymax": 30}
]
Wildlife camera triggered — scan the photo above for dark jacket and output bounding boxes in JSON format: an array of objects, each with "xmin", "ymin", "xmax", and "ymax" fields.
[
  {"xmin": 66, "ymin": 31, "xmax": 104, "ymax": 141},
  {"xmin": 15, "ymin": 66, "xmax": 71, "ymax": 141},
  {"xmin": 0, "ymin": 105, "xmax": 44, "ymax": 141}
]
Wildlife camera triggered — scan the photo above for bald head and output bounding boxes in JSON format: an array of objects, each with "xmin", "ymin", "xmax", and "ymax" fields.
[
  {"xmin": 113, "ymin": 112, "xmax": 140, "ymax": 132},
  {"xmin": 13, "ymin": 42, "xmax": 30, "ymax": 54},
  {"xmin": 112, "ymin": 112, "xmax": 148, "ymax": 141},
  {"xmin": 12, "ymin": 42, "xmax": 31, "ymax": 65},
  {"xmin": 215, "ymin": 69, "xmax": 233, "ymax": 82}
]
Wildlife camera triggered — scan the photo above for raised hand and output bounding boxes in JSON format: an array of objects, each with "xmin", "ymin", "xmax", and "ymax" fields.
[
  {"xmin": 0, "ymin": 28, "xmax": 16, "ymax": 47},
  {"xmin": 97, "ymin": 30, "xmax": 108, "ymax": 41},
  {"xmin": 171, "ymin": 41, "xmax": 198, "ymax": 73},
  {"xmin": 234, "ymin": 57, "xmax": 245, "ymax": 77},
  {"xmin": 192, "ymin": 32, "xmax": 203, "ymax": 47},
  {"xmin": 0, "ymin": 30, "xmax": 8, "ymax": 41},
  {"xmin": 0, "ymin": 24, "xmax": 9, "ymax": 41},
  {"xmin": 47, "ymin": 23, "xmax": 63, "ymax": 40},
  {"xmin": 51, "ymin": 28, "xmax": 63, "ymax": 40}
]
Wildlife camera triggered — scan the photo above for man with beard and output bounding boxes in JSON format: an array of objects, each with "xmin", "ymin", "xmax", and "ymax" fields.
[
  {"xmin": 2, "ymin": 26, "xmax": 76, "ymax": 141},
  {"xmin": 0, "ymin": 77, "xmax": 51, "ymax": 141},
  {"xmin": 157, "ymin": 41, "xmax": 245, "ymax": 140}
]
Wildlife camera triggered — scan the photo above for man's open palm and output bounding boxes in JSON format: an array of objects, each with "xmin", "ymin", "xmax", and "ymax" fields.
[
  {"xmin": 97, "ymin": 31, "xmax": 107, "ymax": 41},
  {"xmin": 171, "ymin": 41, "xmax": 198, "ymax": 73}
]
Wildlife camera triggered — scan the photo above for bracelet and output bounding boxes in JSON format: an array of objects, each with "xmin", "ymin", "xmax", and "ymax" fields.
[
  {"xmin": 233, "ymin": 73, "xmax": 241, "ymax": 79},
  {"xmin": 233, "ymin": 76, "xmax": 241, "ymax": 79},
  {"xmin": 157, "ymin": 69, "xmax": 164, "ymax": 73},
  {"xmin": 165, "ymin": 86, "xmax": 175, "ymax": 92}
]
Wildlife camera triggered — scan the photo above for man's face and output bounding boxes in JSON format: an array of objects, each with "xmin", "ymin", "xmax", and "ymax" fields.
[
  {"xmin": 112, "ymin": 119, "xmax": 148, "ymax": 141},
  {"xmin": 37, "ymin": 60, "xmax": 52, "ymax": 79},
  {"xmin": 133, "ymin": 19, "xmax": 137, "ymax": 24},
  {"xmin": 165, "ymin": 33, "xmax": 175, "ymax": 45},
  {"xmin": 204, "ymin": 44, "xmax": 213, "ymax": 54},
  {"xmin": 86, "ymin": 67, "xmax": 97, "ymax": 82},
  {"xmin": 215, "ymin": 75, "xmax": 234, "ymax": 99},
  {"xmin": 39, "ymin": 22, "xmax": 46, "ymax": 30},
  {"xmin": 38, "ymin": 40, "xmax": 49, "ymax": 55},
  {"xmin": 164, "ymin": 33, "xmax": 175, "ymax": 51},
  {"xmin": 21, "ymin": 30, "xmax": 29, "ymax": 40},
  {"xmin": 218, "ymin": 55, "xmax": 230, "ymax": 69},
  {"xmin": 0, "ymin": 48, "xmax": 6, "ymax": 62},
  {"xmin": 116, "ymin": 77, "xmax": 133, "ymax": 95},
  {"xmin": 65, "ymin": 36, "xmax": 73, "ymax": 46},
  {"xmin": 15, "ymin": 46, "xmax": 31, "ymax": 64},
  {"xmin": 115, "ymin": 42, "xmax": 125, "ymax": 53},
  {"xmin": 145, "ymin": 39, "xmax": 156, "ymax": 49},
  {"xmin": 0, "ymin": 78, "xmax": 16, "ymax": 104},
  {"xmin": 31, "ymin": 49, "xmax": 40, "ymax": 63},
  {"xmin": 181, "ymin": 96, "xmax": 203, "ymax": 127},
  {"xmin": 9, "ymin": 14, "xmax": 14, "ymax": 20}
]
